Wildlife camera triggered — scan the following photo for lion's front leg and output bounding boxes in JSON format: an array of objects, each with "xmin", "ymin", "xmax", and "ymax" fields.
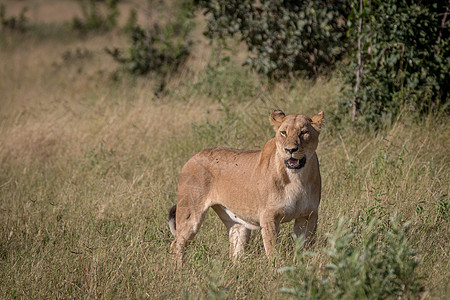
[
  {"xmin": 293, "ymin": 212, "xmax": 318, "ymax": 247},
  {"xmin": 260, "ymin": 215, "xmax": 280, "ymax": 258}
]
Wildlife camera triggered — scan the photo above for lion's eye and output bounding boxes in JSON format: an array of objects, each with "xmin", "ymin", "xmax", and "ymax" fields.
[
  {"xmin": 280, "ymin": 131, "xmax": 287, "ymax": 137},
  {"xmin": 300, "ymin": 131, "xmax": 309, "ymax": 137}
]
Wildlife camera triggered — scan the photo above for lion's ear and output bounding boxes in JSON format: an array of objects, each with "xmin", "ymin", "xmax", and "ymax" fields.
[
  {"xmin": 311, "ymin": 111, "xmax": 325, "ymax": 132},
  {"xmin": 270, "ymin": 110, "xmax": 286, "ymax": 131}
]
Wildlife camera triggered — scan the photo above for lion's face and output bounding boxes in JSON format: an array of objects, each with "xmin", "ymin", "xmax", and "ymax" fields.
[{"xmin": 270, "ymin": 110, "xmax": 324, "ymax": 171}]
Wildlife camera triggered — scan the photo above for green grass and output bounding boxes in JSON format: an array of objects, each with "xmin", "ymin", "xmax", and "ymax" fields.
[{"xmin": 0, "ymin": 2, "xmax": 449, "ymax": 298}]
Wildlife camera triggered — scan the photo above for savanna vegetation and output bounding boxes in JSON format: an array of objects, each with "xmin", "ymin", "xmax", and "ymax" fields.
[{"xmin": 0, "ymin": 0, "xmax": 448, "ymax": 299}]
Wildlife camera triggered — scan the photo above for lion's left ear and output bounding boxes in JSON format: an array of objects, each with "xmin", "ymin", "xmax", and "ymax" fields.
[{"xmin": 311, "ymin": 111, "xmax": 325, "ymax": 132}]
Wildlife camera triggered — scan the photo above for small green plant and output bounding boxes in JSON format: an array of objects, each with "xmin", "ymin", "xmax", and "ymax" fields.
[
  {"xmin": 280, "ymin": 214, "xmax": 424, "ymax": 299},
  {"xmin": 61, "ymin": 48, "xmax": 93, "ymax": 63},
  {"xmin": 205, "ymin": 271, "xmax": 229, "ymax": 300},
  {"xmin": 72, "ymin": 0, "xmax": 119, "ymax": 33},
  {"xmin": 0, "ymin": 4, "xmax": 28, "ymax": 32},
  {"xmin": 435, "ymin": 194, "xmax": 449, "ymax": 221},
  {"xmin": 82, "ymin": 142, "xmax": 117, "ymax": 177}
]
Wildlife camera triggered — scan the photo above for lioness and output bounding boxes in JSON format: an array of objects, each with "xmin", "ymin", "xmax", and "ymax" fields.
[{"xmin": 168, "ymin": 110, "xmax": 324, "ymax": 265}]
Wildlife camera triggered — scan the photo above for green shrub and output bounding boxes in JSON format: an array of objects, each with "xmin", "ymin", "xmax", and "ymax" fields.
[
  {"xmin": 123, "ymin": 8, "xmax": 138, "ymax": 33},
  {"xmin": 106, "ymin": 0, "xmax": 195, "ymax": 93},
  {"xmin": 106, "ymin": 25, "xmax": 191, "ymax": 77},
  {"xmin": 341, "ymin": 0, "xmax": 450, "ymax": 127},
  {"xmin": 197, "ymin": 0, "xmax": 350, "ymax": 79},
  {"xmin": 0, "ymin": 4, "xmax": 28, "ymax": 32},
  {"xmin": 280, "ymin": 214, "xmax": 424, "ymax": 299},
  {"xmin": 72, "ymin": 0, "xmax": 119, "ymax": 33}
]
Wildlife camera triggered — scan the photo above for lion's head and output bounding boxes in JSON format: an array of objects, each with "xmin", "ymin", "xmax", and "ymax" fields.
[{"xmin": 270, "ymin": 110, "xmax": 324, "ymax": 171}]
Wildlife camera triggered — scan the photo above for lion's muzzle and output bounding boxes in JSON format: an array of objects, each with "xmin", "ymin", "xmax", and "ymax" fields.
[{"xmin": 285, "ymin": 156, "xmax": 306, "ymax": 169}]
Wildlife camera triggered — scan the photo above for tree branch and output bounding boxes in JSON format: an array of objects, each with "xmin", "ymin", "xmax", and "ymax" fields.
[
  {"xmin": 436, "ymin": 0, "xmax": 449, "ymax": 56},
  {"xmin": 352, "ymin": 0, "xmax": 364, "ymax": 122}
]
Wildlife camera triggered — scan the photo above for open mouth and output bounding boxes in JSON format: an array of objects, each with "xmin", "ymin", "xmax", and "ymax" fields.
[{"xmin": 285, "ymin": 157, "xmax": 306, "ymax": 169}]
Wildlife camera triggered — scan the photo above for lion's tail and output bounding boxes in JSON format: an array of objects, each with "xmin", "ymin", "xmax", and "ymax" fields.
[{"xmin": 168, "ymin": 205, "xmax": 177, "ymax": 236}]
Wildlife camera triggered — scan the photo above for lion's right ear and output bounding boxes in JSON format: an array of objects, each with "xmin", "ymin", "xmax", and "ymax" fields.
[{"xmin": 270, "ymin": 110, "xmax": 286, "ymax": 131}]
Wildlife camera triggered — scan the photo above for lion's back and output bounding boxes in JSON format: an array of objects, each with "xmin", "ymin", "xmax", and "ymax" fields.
[{"xmin": 176, "ymin": 148, "xmax": 261, "ymax": 200}]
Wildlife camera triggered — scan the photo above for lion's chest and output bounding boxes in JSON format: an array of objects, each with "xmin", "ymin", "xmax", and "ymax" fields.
[{"xmin": 277, "ymin": 176, "xmax": 318, "ymax": 222}]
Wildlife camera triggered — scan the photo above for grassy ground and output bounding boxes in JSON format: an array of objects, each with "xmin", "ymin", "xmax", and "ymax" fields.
[{"xmin": 0, "ymin": 1, "xmax": 448, "ymax": 299}]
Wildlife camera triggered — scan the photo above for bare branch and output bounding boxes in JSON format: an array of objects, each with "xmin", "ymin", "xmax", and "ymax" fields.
[
  {"xmin": 436, "ymin": 0, "xmax": 449, "ymax": 55},
  {"xmin": 352, "ymin": 0, "xmax": 364, "ymax": 122}
]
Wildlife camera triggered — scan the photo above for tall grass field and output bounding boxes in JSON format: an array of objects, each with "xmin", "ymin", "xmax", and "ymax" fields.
[{"xmin": 0, "ymin": 1, "xmax": 448, "ymax": 299}]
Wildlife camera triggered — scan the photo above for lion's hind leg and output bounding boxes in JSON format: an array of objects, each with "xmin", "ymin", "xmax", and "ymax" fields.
[
  {"xmin": 228, "ymin": 224, "xmax": 251, "ymax": 259},
  {"xmin": 172, "ymin": 204, "xmax": 209, "ymax": 267},
  {"xmin": 212, "ymin": 205, "xmax": 251, "ymax": 260}
]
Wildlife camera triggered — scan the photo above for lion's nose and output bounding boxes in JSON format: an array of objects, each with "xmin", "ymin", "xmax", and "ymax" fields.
[{"xmin": 285, "ymin": 147, "xmax": 298, "ymax": 154}]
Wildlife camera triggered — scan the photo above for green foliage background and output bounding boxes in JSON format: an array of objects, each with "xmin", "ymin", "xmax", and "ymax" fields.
[
  {"xmin": 196, "ymin": 0, "xmax": 449, "ymax": 127},
  {"xmin": 341, "ymin": 0, "xmax": 450, "ymax": 127},
  {"xmin": 71, "ymin": 0, "xmax": 449, "ymax": 127},
  {"xmin": 198, "ymin": 0, "xmax": 350, "ymax": 79}
]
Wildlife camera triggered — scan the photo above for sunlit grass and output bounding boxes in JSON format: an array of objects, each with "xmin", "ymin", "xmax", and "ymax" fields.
[{"xmin": 0, "ymin": 2, "xmax": 448, "ymax": 298}]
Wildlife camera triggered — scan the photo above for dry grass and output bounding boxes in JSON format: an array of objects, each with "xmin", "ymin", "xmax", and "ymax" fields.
[
  {"xmin": 0, "ymin": 1, "xmax": 449, "ymax": 299},
  {"xmin": 2, "ymin": 0, "xmax": 161, "ymax": 26}
]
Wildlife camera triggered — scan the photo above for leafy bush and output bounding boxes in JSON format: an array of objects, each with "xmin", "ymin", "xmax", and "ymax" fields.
[
  {"xmin": 341, "ymin": 0, "xmax": 450, "ymax": 127},
  {"xmin": 0, "ymin": 4, "xmax": 28, "ymax": 32},
  {"xmin": 123, "ymin": 8, "xmax": 138, "ymax": 33},
  {"xmin": 280, "ymin": 214, "xmax": 424, "ymax": 299},
  {"xmin": 72, "ymin": 0, "xmax": 119, "ymax": 33},
  {"xmin": 106, "ymin": 25, "xmax": 191, "ymax": 77},
  {"xmin": 196, "ymin": 1, "xmax": 448, "ymax": 127},
  {"xmin": 197, "ymin": 0, "xmax": 350, "ymax": 79},
  {"xmin": 106, "ymin": 0, "xmax": 195, "ymax": 89}
]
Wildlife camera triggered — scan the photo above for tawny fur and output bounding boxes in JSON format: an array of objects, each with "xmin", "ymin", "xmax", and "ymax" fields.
[{"xmin": 168, "ymin": 110, "xmax": 324, "ymax": 266}]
